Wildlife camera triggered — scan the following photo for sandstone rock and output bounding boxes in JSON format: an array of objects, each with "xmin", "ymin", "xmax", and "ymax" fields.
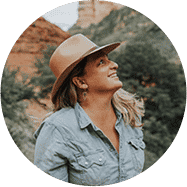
[
  {"xmin": 77, "ymin": 0, "xmax": 123, "ymax": 28},
  {"xmin": 6, "ymin": 17, "xmax": 71, "ymax": 73}
]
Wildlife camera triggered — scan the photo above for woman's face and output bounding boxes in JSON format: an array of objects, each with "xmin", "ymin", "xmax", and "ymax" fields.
[{"xmin": 82, "ymin": 51, "xmax": 123, "ymax": 94}]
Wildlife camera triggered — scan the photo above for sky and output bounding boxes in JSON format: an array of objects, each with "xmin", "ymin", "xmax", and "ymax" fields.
[{"xmin": 43, "ymin": 2, "xmax": 79, "ymax": 31}]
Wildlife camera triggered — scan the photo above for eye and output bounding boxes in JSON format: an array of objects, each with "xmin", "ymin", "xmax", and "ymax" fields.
[{"xmin": 99, "ymin": 60, "xmax": 105, "ymax": 65}]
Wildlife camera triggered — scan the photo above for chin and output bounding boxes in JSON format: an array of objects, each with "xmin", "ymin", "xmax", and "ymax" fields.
[
  {"xmin": 117, "ymin": 79, "xmax": 123, "ymax": 87},
  {"xmin": 113, "ymin": 80, "xmax": 123, "ymax": 92}
]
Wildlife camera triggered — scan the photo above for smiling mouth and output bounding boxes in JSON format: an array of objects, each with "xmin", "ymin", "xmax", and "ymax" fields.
[
  {"xmin": 109, "ymin": 73, "xmax": 118, "ymax": 78},
  {"xmin": 108, "ymin": 72, "xmax": 118, "ymax": 78}
]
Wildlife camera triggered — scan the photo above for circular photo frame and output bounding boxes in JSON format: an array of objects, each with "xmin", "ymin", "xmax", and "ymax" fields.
[{"xmin": 1, "ymin": 0, "xmax": 186, "ymax": 186}]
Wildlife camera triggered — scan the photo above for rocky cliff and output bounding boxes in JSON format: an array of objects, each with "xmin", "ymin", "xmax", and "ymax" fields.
[
  {"xmin": 6, "ymin": 17, "xmax": 70, "ymax": 73},
  {"xmin": 76, "ymin": 0, "xmax": 123, "ymax": 28}
]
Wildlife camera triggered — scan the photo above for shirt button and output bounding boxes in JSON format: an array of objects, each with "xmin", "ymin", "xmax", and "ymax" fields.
[
  {"xmin": 85, "ymin": 162, "xmax": 88, "ymax": 165},
  {"xmin": 99, "ymin": 158, "xmax": 102, "ymax": 162}
]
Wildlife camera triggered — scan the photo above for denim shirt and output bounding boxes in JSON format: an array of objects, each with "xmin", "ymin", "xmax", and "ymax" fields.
[{"xmin": 34, "ymin": 102, "xmax": 145, "ymax": 186}]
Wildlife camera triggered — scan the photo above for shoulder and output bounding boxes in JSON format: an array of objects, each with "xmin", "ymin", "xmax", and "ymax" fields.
[
  {"xmin": 45, "ymin": 107, "xmax": 76, "ymax": 127},
  {"xmin": 34, "ymin": 107, "xmax": 77, "ymax": 139}
]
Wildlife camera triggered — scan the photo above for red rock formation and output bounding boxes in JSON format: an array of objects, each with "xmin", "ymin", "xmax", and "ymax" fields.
[
  {"xmin": 6, "ymin": 17, "xmax": 71, "ymax": 73},
  {"xmin": 77, "ymin": 0, "xmax": 123, "ymax": 28}
]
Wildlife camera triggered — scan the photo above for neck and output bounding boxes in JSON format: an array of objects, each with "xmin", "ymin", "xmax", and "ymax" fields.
[{"xmin": 79, "ymin": 91, "xmax": 115, "ymax": 117}]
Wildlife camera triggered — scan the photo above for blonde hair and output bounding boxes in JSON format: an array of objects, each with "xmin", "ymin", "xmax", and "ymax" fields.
[{"xmin": 112, "ymin": 88, "xmax": 144, "ymax": 127}]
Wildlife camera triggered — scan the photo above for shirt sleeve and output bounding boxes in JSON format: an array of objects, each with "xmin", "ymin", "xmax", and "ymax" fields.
[{"xmin": 34, "ymin": 122, "xmax": 69, "ymax": 182}]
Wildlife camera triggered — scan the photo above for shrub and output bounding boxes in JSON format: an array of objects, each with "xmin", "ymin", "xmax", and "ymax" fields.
[{"xmin": 1, "ymin": 67, "xmax": 36, "ymax": 162}]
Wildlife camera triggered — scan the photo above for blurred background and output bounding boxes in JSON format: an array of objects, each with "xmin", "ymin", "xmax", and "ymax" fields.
[{"xmin": 1, "ymin": 0, "xmax": 186, "ymax": 171}]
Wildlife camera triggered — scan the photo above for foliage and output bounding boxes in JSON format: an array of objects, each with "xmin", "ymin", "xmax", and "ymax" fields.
[
  {"xmin": 30, "ymin": 45, "xmax": 57, "ymax": 101},
  {"xmin": 109, "ymin": 42, "xmax": 186, "ymax": 158},
  {"xmin": 1, "ymin": 67, "xmax": 36, "ymax": 162},
  {"xmin": 1, "ymin": 67, "xmax": 35, "ymax": 118}
]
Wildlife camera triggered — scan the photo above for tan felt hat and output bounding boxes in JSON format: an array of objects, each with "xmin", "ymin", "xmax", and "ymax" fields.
[{"xmin": 49, "ymin": 34, "xmax": 120, "ymax": 104}]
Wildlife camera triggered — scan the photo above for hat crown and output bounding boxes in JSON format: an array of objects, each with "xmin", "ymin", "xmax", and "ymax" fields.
[{"xmin": 49, "ymin": 34, "xmax": 97, "ymax": 78}]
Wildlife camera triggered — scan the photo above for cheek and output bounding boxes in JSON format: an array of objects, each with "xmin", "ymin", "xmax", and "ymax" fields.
[
  {"xmin": 84, "ymin": 68, "xmax": 102, "ymax": 80},
  {"xmin": 83, "ymin": 73, "xmax": 104, "ymax": 89},
  {"xmin": 83, "ymin": 66, "xmax": 109, "ymax": 86}
]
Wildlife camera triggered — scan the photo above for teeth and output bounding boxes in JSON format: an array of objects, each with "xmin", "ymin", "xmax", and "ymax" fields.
[{"xmin": 110, "ymin": 73, "xmax": 117, "ymax": 78}]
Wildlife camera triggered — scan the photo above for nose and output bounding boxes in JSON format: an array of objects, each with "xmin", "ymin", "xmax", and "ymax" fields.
[{"xmin": 110, "ymin": 61, "xmax": 118, "ymax": 70}]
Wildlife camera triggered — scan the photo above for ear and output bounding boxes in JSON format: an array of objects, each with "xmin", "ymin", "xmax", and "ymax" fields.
[{"xmin": 72, "ymin": 77, "xmax": 88, "ymax": 89}]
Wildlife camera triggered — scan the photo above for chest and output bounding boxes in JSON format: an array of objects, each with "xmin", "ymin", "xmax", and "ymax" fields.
[
  {"xmin": 90, "ymin": 114, "xmax": 119, "ymax": 152},
  {"xmin": 98, "ymin": 124, "xmax": 119, "ymax": 153},
  {"xmin": 65, "ymin": 125, "xmax": 145, "ymax": 185}
]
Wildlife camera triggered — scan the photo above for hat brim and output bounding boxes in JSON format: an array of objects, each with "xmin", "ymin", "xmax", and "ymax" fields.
[{"xmin": 51, "ymin": 42, "xmax": 121, "ymax": 104}]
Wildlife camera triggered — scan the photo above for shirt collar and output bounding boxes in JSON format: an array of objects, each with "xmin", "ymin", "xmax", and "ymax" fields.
[
  {"xmin": 74, "ymin": 102, "xmax": 93, "ymax": 129},
  {"xmin": 115, "ymin": 107, "xmax": 123, "ymax": 124},
  {"xmin": 74, "ymin": 102, "xmax": 123, "ymax": 129}
]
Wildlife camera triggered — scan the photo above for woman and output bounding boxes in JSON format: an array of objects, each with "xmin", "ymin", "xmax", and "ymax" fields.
[{"xmin": 34, "ymin": 34, "xmax": 145, "ymax": 185}]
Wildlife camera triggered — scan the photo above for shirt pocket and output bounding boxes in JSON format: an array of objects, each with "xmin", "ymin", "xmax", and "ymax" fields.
[
  {"xmin": 71, "ymin": 149, "xmax": 109, "ymax": 185},
  {"xmin": 75, "ymin": 149, "xmax": 106, "ymax": 169},
  {"xmin": 128, "ymin": 138, "xmax": 146, "ymax": 173}
]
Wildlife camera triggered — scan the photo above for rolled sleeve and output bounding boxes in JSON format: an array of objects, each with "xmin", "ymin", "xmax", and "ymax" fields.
[{"xmin": 34, "ymin": 122, "xmax": 69, "ymax": 181}]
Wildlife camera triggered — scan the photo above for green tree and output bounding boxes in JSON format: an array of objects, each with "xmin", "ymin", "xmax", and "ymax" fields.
[
  {"xmin": 1, "ymin": 67, "xmax": 35, "ymax": 118},
  {"xmin": 109, "ymin": 42, "xmax": 186, "ymax": 161},
  {"xmin": 30, "ymin": 45, "xmax": 57, "ymax": 103},
  {"xmin": 1, "ymin": 67, "xmax": 36, "ymax": 162}
]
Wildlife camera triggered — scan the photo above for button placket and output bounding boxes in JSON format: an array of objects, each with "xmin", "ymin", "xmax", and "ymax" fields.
[{"xmin": 119, "ymin": 133, "xmax": 126, "ymax": 181}]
